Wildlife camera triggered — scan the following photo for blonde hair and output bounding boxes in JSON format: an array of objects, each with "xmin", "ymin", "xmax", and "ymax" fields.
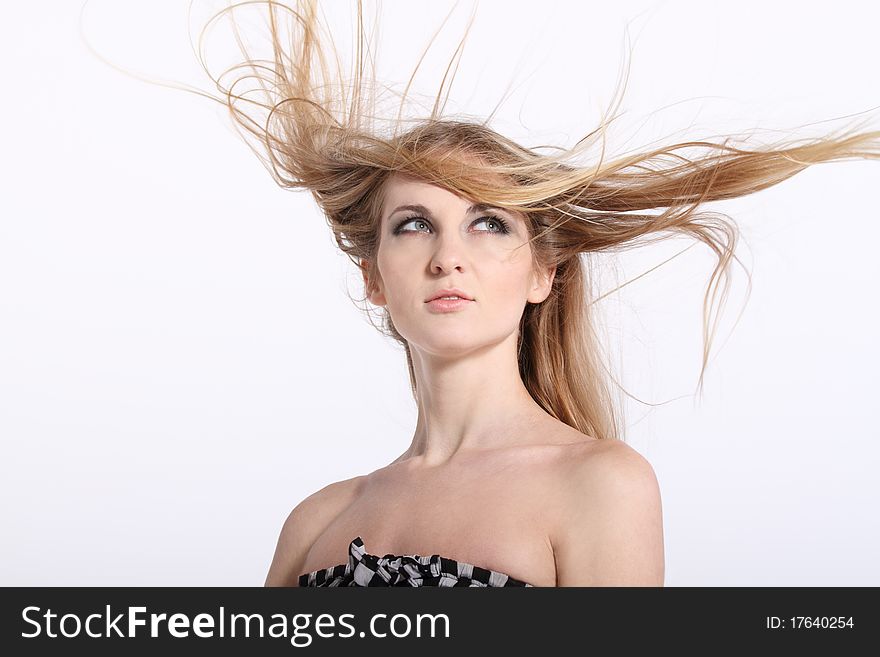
[{"xmin": 88, "ymin": 0, "xmax": 880, "ymax": 441}]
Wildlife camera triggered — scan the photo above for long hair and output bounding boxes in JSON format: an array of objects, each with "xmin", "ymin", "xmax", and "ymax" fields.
[{"xmin": 90, "ymin": 0, "xmax": 879, "ymax": 442}]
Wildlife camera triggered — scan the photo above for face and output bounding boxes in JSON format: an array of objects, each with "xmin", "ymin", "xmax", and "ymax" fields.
[{"xmin": 362, "ymin": 173, "xmax": 555, "ymax": 356}]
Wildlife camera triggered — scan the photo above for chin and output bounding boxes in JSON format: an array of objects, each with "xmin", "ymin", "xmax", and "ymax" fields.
[{"xmin": 413, "ymin": 330, "xmax": 485, "ymax": 356}]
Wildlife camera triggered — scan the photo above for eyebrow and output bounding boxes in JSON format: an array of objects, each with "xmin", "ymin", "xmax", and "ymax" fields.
[{"xmin": 386, "ymin": 203, "xmax": 513, "ymax": 222}]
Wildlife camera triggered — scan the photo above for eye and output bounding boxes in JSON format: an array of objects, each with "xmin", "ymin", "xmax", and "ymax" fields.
[
  {"xmin": 474, "ymin": 215, "xmax": 512, "ymax": 234},
  {"xmin": 393, "ymin": 214, "xmax": 512, "ymax": 235},
  {"xmin": 394, "ymin": 217, "xmax": 431, "ymax": 234}
]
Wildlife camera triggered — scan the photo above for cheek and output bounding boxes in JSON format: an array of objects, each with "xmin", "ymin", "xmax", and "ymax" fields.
[
  {"xmin": 494, "ymin": 245, "xmax": 533, "ymax": 288},
  {"xmin": 481, "ymin": 260, "xmax": 532, "ymax": 313},
  {"xmin": 376, "ymin": 249, "xmax": 416, "ymax": 305}
]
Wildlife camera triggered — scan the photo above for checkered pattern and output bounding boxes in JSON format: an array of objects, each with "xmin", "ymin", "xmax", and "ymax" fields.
[{"xmin": 298, "ymin": 536, "xmax": 534, "ymax": 587}]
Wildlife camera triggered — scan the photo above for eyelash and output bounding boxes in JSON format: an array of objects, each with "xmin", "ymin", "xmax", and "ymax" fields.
[{"xmin": 392, "ymin": 214, "xmax": 512, "ymax": 236}]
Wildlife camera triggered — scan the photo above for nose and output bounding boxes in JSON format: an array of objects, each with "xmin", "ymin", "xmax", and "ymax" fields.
[{"xmin": 429, "ymin": 231, "xmax": 466, "ymax": 273}]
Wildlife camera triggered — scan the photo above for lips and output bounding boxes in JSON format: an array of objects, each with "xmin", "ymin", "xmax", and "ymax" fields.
[
  {"xmin": 425, "ymin": 296, "xmax": 473, "ymax": 313},
  {"xmin": 425, "ymin": 288, "xmax": 474, "ymax": 302}
]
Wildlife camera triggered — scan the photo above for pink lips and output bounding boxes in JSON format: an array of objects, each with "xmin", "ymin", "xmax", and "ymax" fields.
[
  {"xmin": 425, "ymin": 287, "xmax": 473, "ymax": 302},
  {"xmin": 425, "ymin": 297, "xmax": 473, "ymax": 313}
]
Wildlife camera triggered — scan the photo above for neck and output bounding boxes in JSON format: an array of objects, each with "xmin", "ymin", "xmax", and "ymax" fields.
[{"xmin": 398, "ymin": 331, "xmax": 548, "ymax": 468}]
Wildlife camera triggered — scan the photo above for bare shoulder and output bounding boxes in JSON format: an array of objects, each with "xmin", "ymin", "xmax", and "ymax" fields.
[
  {"xmin": 551, "ymin": 438, "xmax": 665, "ymax": 586},
  {"xmin": 562, "ymin": 437, "xmax": 660, "ymax": 488},
  {"xmin": 264, "ymin": 475, "xmax": 366, "ymax": 587}
]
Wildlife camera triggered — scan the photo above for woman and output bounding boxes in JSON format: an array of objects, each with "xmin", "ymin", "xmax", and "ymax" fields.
[
  {"xmin": 157, "ymin": 0, "xmax": 876, "ymax": 586},
  {"xmin": 269, "ymin": 168, "xmax": 666, "ymax": 587}
]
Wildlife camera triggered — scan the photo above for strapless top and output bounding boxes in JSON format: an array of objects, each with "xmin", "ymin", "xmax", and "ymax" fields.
[{"xmin": 298, "ymin": 536, "xmax": 534, "ymax": 587}]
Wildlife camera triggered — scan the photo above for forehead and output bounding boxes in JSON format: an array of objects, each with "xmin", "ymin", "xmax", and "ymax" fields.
[
  {"xmin": 381, "ymin": 174, "xmax": 464, "ymax": 210},
  {"xmin": 380, "ymin": 173, "xmax": 520, "ymax": 222}
]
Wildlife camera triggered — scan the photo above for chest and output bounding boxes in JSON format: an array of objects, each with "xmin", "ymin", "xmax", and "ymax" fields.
[{"xmin": 300, "ymin": 457, "xmax": 564, "ymax": 587}]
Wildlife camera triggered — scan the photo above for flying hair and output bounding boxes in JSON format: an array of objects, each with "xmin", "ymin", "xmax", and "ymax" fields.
[{"xmin": 80, "ymin": 0, "xmax": 880, "ymax": 441}]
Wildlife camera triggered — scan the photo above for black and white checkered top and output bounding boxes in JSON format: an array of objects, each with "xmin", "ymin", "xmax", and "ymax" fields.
[{"xmin": 298, "ymin": 536, "xmax": 534, "ymax": 587}]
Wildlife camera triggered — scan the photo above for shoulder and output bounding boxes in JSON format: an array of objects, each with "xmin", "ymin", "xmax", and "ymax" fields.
[
  {"xmin": 293, "ymin": 475, "xmax": 366, "ymax": 532},
  {"xmin": 564, "ymin": 438, "xmax": 660, "ymax": 495},
  {"xmin": 264, "ymin": 475, "xmax": 366, "ymax": 587},
  {"xmin": 550, "ymin": 438, "xmax": 664, "ymax": 586}
]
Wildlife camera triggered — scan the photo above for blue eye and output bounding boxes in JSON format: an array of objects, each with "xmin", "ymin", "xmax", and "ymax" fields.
[
  {"xmin": 395, "ymin": 217, "xmax": 430, "ymax": 233},
  {"xmin": 474, "ymin": 216, "xmax": 512, "ymax": 233},
  {"xmin": 393, "ymin": 214, "xmax": 512, "ymax": 235}
]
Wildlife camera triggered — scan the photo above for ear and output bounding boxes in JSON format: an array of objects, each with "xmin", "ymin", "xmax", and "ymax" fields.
[
  {"xmin": 360, "ymin": 258, "xmax": 387, "ymax": 306},
  {"xmin": 527, "ymin": 264, "xmax": 556, "ymax": 304}
]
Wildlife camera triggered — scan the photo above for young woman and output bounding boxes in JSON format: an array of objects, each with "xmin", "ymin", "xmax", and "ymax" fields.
[
  {"xmin": 271, "ymin": 167, "xmax": 666, "ymax": 587},
  {"xmin": 148, "ymin": 0, "xmax": 877, "ymax": 586}
]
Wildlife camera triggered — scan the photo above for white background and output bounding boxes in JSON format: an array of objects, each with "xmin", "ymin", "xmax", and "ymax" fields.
[{"xmin": 1, "ymin": 0, "xmax": 878, "ymax": 585}]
